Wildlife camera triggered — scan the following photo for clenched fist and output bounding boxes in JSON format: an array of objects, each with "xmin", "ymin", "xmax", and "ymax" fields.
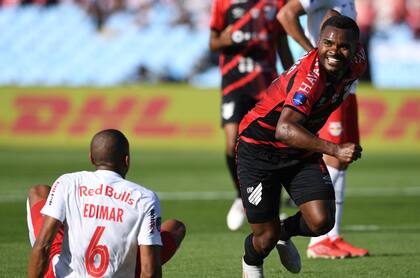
[{"xmin": 333, "ymin": 143, "xmax": 362, "ymax": 163}]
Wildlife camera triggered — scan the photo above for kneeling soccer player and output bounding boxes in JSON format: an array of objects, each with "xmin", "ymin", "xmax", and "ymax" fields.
[{"xmin": 27, "ymin": 129, "xmax": 185, "ymax": 278}]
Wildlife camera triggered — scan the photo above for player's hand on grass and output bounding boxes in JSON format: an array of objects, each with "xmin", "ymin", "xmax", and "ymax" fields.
[{"xmin": 334, "ymin": 143, "xmax": 362, "ymax": 163}]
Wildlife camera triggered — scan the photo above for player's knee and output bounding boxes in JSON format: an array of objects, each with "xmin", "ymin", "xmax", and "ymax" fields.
[
  {"xmin": 161, "ymin": 219, "xmax": 186, "ymax": 248},
  {"xmin": 308, "ymin": 214, "xmax": 335, "ymax": 235},
  {"xmin": 28, "ymin": 184, "xmax": 50, "ymax": 206},
  {"xmin": 253, "ymin": 229, "xmax": 278, "ymax": 255},
  {"xmin": 172, "ymin": 220, "xmax": 186, "ymax": 247}
]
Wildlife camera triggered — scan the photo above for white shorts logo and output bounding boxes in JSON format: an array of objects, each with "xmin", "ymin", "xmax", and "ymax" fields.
[
  {"xmin": 222, "ymin": 101, "xmax": 235, "ymax": 120},
  {"xmin": 248, "ymin": 182, "xmax": 262, "ymax": 206},
  {"xmin": 328, "ymin": 122, "xmax": 343, "ymax": 137}
]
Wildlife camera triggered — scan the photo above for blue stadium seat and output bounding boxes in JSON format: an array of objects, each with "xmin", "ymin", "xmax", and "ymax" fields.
[{"xmin": 0, "ymin": 4, "xmax": 214, "ymax": 86}]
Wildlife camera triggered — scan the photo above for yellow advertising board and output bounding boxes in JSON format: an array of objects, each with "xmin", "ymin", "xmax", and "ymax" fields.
[{"xmin": 0, "ymin": 85, "xmax": 419, "ymax": 152}]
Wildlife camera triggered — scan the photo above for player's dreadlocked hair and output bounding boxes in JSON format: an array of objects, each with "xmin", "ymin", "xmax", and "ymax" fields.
[{"xmin": 320, "ymin": 15, "xmax": 360, "ymax": 40}]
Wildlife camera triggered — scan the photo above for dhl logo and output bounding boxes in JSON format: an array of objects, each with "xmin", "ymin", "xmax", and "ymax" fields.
[{"xmin": 0, "ymin": 89, "xmax": 419, "ymax": 151}]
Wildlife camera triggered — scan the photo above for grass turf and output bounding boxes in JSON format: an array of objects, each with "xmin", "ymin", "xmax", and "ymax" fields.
[{"xmin": 0, "ymin": 148, "xmax": 419, "ymax": 277}]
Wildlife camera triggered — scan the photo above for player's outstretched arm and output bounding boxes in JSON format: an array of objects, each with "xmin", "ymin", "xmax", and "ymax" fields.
[
  {"xmin": 139, "ymin": 245, "xmax": 162, "ymax": 278},
  {"xmin": 277, "ymin": 0, "xmax": 314, "ymax": 52},
  {"xmin": 28, "ymin": 216, "xmax": 61, "ymax": 278},
  {"xmin": 275, "ymin": 107, "xmax": 362, "ymax": 163}
]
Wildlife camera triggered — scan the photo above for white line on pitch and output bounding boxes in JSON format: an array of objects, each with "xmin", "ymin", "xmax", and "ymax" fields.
[{"xmin": 1, "ymin": 186, "xmax": 420, "ymax": 202}]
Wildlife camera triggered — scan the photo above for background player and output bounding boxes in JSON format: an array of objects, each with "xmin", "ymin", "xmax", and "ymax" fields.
[
  {"xmin": 277, "ymin": 0, "xmax": 369, "ymax": 259},
  {"xmin": 238, "ymin": 16, "xmax": 366, "ymax": 277},
  {"xmin": 209, "ymin": 0, "xmax": 294, "ymax": 231},
  {"xmin": 27, "ymin": 129, "xmax": 185, "ymax": 277}
]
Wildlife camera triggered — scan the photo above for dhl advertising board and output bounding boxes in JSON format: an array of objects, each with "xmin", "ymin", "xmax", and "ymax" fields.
[{"xmin": 0, "ymin": 85, "xmax": 419, "ymax": 152}]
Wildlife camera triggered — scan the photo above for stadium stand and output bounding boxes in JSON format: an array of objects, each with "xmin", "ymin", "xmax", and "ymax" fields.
[
  {"xmin": 0, "ymin": 3, "xmax": 210, "ymax": 86},
  {"xmin": 0, "ymin": 0, "xmax": 419, "ymax": 87}
]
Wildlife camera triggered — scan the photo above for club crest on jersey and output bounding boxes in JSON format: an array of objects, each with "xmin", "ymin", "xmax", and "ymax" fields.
[{"xmin": 292, "ymin": 92, "xmax": 307, "ymax": 106}]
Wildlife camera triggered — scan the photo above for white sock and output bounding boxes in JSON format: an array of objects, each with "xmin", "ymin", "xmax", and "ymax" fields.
[
  {"xmin": 242, "ymin": 258, "xmax": 264, "ymax": 278},
  {"xmin": 26, "ymin": 198, "xmax": 36, "ymax": 246},
  {"xmin": 328, "ymin": 169, "xmax": 346, "ymax": 241},
  {"xmin": 309, "ymin": 166, "xmax": 340, "ymax": 246},
  {"xmin": 327, "ymin": 165, "xmax": 340, "ymax": 184}
]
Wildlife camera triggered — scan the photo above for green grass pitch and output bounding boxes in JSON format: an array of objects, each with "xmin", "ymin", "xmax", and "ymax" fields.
[{"xmin": 0, "ymin": 148, "xmax": 419, "ymax": 277}]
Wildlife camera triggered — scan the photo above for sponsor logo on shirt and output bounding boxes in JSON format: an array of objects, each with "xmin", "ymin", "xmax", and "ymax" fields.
[
  {"xmin": 48, "ymin": 181, "xmax": 60, "ymax": 206},
  {"xmin": 149, "ymin": 208, "xmax": 161, "ymax": 234},
  {"xmin": 79, "ymin": 184, "xmax": 138, "ymax": 207},
  {"xmin": 297, "ymin": 60, "xmax": 320, "ymax": 94}
]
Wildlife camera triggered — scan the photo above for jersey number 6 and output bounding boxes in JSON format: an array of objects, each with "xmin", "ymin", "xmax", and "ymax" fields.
[{"xmin": 85, "ymin": 226, "xmax": 110, "ymax": 277}]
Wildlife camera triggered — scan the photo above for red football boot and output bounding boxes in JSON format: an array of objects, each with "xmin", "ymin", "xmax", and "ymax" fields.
[
  {"xmin": 307, "ymin": 238, "xmax": 350, "ymax": 259},
  {"xmin": 332, "ymin": 237, "xmax": 369, "ymax": 257}
]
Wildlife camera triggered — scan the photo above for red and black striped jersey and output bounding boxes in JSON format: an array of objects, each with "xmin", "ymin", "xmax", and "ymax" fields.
[
  {"xmin": 239, "ymin": 46, "xmax": 367, "ymax": 157},
  {"xmin": 210, "ymin": 0, "xmax": 286, "ymax": 99}
]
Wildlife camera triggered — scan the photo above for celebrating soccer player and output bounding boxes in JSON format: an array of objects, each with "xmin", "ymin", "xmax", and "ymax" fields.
[
  {"xmin": 237, "ymin": 15, "xmax": 366, "ymax": 277},
  {"xmin": 278, "ymin": 0, "xmax": 369, "ymax": 259}
]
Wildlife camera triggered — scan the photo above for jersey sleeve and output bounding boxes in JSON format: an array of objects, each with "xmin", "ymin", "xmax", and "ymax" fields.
[
  {"xmin": 40, "ymin": 174, "xmax": 70, "ymax": 223},
  {"xmin": 210, "ymin": 0, "xmax": 225, "ymax": 31},
  {"xmin": 137, "ymin": 192, "xmax": 163, "ymax": 246},
  {"xmin": 283, "ymin": 60, "xmax": 322, "ymax": 116}
]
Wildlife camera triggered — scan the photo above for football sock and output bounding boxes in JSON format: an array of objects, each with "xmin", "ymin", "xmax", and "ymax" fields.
[
  {"xmin": 327, "ymin": 165, "xmax": 340, "ymax": 184},
  {"xmin": 308, "ymin": 165, "xmax": 341, "ymax": 246},
  {"xmin": 328, "ymin": 169, "xmax": 346, "ymax": 241},
  {"xmin": 279, "ymin": 211, "xmax": 315, "ymax": 241},
  {"xmin": 244, "ymin": 234, "xmax": 267, "ymax": 266},
  {"xmin": 226, "ymin": 154, "xmax": 240, "ymax": 197}
]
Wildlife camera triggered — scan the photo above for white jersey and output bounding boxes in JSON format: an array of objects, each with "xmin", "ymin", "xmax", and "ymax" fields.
[
  {"xmin": 299, "ymin": 0, "xmax": 358, "ymax": 94},
  {"xmin": 41, "ymin": 170, "xmax": 162, "ymax": 278},
  {"xmin": 299, "ymin": 0, "xmax": 356, "ymax": 45}
]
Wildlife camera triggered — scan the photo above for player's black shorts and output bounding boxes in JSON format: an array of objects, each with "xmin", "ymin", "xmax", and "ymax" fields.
[
  {"xmin": 221, "ymin": 92, "xmax": 257, "ymax": 126},
  {"xmin": 237, "ymin": 140, "xmax": 335, "ymax": 224}
]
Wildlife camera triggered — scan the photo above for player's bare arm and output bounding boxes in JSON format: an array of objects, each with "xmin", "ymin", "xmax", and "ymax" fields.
[
  {"xmin": 276, "ymin": 32, "xmax": 294, "ymax": 70},
  {"xmin": 209, "ymin": 26, "xmax": 233, "ymax": 51},
  {"xmin": 139, "ymin": 245, "xmax": 162, "ymax": 278},
  {"xmin": 275, "ymin": 107, "xmax": 361, "ymax": 163},
  {"xmin": 28, "ymin": 216, "xmax": 61, "ymax": 278},
  {"xmin": 277, "ymin": 0, "xmax": 314, "ymax": 52}
]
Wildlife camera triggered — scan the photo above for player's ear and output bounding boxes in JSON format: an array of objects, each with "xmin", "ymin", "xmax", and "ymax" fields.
[
  {"xmin": 89, "ymin": 152, "xmax": 95, "ymax": 165},
  {"xmin": 124, "ymin": 154, "xmax": 130, "ymax": 168}
]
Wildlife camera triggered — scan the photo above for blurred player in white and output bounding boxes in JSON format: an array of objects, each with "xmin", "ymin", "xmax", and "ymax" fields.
[
  {"xmin": 278, "ymin": 0, "xmax": 369, "ymax": 259},
  {"xmin": 27, "ymin": 129, "xmax": 185, "ymax": 278}
]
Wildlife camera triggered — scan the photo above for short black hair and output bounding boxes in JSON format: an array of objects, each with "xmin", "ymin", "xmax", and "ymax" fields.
[
  {"xmin": 90, "ymin": 129, "xmax": 129, "ymax": 168},
  {"xmin": 320, "ymin": 15, "xmax": 360, "ymax": 40}
]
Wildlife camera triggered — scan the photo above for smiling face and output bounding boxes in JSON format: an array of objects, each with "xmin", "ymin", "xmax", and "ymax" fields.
[{"xmin": 317, "ymin": 26, "xmax": 358, "ymax": 79}]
